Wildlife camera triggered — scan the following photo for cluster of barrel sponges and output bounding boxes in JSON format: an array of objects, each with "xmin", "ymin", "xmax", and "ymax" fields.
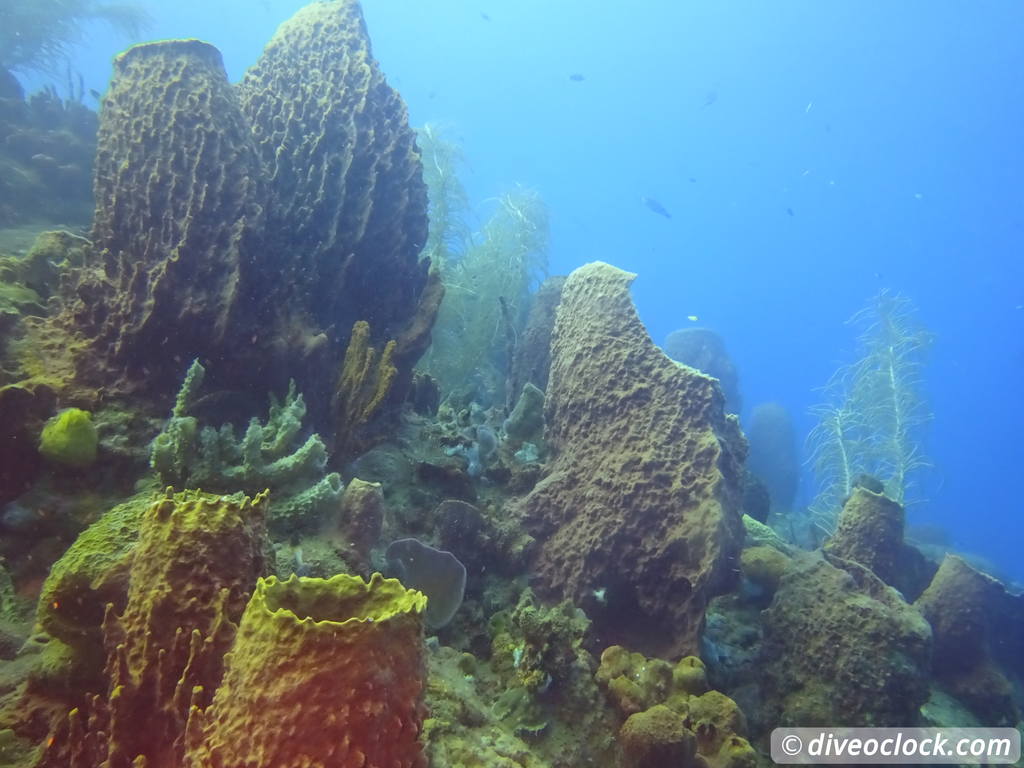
[{"xmin": 37, "ymin": 489, "xmax": 429, "ymax": 767}]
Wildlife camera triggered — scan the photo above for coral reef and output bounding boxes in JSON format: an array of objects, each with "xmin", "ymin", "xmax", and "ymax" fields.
[
  {"xmin": 506, "ymin": 275, "xmax": 565, "ymax": 408},
  {"xmin": 596, "ymin": 646, "xmax": 757, "ymax": 768},
  {"xmin": 0, "ymin": 78, "xmax": 99, "ymax": 227},
  {"xmin": 150, "ymin": 360, "xmax": 343, "ymax": 533},
  {"xmin": 418, "ymin": 124, "xmax": 549, "ymax": 404},
  {"xmin": 71, "ymin": 39, "xmax": 266, "ymax": 392},
  {"xmin": 237, "ymin": 0, "xmax": 430, "ymax": 366},
  {"xmin": 184, "ymin": 573, "xmax": 428, "ymax": 767},
  {"xmin": 328, "ymin": 477, "xmax": 384, "ymax": 574},
  {"xmin": 663, "ymin": 326, "xmax": 743, "ymax": 414},
  {"xmin": 512, "ymin": 262, "xmax": 746, "ymax": 658},
  {"xmin": 0, "ymin": 382, "xmax": 53, "ymax": 503},
  {"xmin": 331, "ymin": 320, "xmax": 398, "ymax": 465},
  {"xmin": 503, "ymin": 381, "xmax": 545, "ymax": 447}
]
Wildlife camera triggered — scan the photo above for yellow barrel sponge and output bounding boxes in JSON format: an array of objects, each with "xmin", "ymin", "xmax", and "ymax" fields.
[
  {"xmin": 186, "ymin": 572, "xmax": 429, "ymax": 768},
  {"xmin": 38, "ymin": 407, "xmax": 97, "ymax": 467}
]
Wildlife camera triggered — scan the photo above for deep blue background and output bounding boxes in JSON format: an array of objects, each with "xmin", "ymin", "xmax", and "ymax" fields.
[{"xmin": 42, "ymin": 0, "xmax": 1024, "ymax": 582}]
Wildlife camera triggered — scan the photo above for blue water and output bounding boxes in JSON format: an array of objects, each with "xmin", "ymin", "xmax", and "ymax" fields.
[{"xmin": 50, "ymin": 0, "xmax": 1024, "ymax": 582}]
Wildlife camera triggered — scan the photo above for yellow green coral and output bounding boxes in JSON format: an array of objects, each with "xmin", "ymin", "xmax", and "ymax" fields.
[
  {"xmin": 596, "ymin": 645, "xmax": 756, "ymax": 768},
  {"xmin": 37, "ymin": 407, "xmax": 97, "ymax": 467}
]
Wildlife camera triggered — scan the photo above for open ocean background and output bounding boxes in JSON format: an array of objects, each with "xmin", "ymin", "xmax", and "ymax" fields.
[{"xmin": 37, "ymin": 0, "xmax": 1024, "ymax": 583}]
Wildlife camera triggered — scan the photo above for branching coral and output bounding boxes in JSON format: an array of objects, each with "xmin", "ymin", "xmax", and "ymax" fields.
[
  {"xmin": 151, "ymin": 360, "xmax": 343, "ymax": 532},
  {"xmin": 807, "ymin": 291, "xmax": 932, "ymax": 532}
]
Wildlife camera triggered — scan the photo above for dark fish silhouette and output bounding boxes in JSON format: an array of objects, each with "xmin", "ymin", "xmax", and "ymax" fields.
[
  {"xmin": 481, "ymin": 12, "xmax": 491, "ymax": 21},
  {"xmin": 569, "ymin": 73, "xmax": 585, "ymax": 82},
  {"xmin": 641, "ymin": 196, "xmax": 672, "ymax": 219},
  {"xmin": 703, "ymin": 89, "xmax": 718, "ymax": 108},
  {"xmin": 786, "ymin": 207, "xmax": 795, "ymax": 217}
]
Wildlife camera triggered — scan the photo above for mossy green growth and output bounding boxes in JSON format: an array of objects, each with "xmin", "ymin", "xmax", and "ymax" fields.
[
  {"xmin": 36, "ymin": 492, "xmax": 149, "ymax": 644},
  {"xmin": 38, "ymin": 407, "xmax": 98, "ymax": 467}
]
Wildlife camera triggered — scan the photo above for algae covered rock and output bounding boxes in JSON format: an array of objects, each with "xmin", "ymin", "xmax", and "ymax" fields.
[
  {"xmin": 915, "ymin": 554, "xmax": 1023, "ymax": 725},
  {"xmin": 512, "ymin": 262, "xmax": 746, "ymax": 658},
  {"xmin": 759, "ymin": 552, "xmax": 932, "ymax": 727},
  {"xmin": 619, "ymin": 704, "xmax": 697, "ymax": 768},
  {"xmin": 38, "ymin": 407, "xmax": 97, "ymax": 467}
]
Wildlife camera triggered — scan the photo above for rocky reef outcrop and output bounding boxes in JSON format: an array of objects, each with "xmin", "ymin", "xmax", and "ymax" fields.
[
  {"xmin": 512, "ymin": 261, "xmax": 746, "ymax": 658},
  {"xmin": 758, "ymin": 551, "xmax": 933, "ymax": 728},
  {"xmin": 915, "ymin": 554, "xmax": 1024, "ymax": 725}
]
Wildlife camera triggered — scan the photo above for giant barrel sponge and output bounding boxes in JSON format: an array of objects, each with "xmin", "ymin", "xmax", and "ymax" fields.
[
  {"xmin": 48, "ymin": 0, "xmax": 439, "ymax": 438},
  {"xmin": 38, "ymin": 489, "xmax": 268, "ymax": 767},
  {"xmin": 184, "ymin": 573, "xmax": 428, "ymax": 768},
  {"xmin": 510, "ymin": 262, "xmax": 746, "ymax": 659}
]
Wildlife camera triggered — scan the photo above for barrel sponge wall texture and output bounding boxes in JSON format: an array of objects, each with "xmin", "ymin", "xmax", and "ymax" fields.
[
  {"xmin": 39, "ymin": 489, "xmax": 268, "ymax": 767},
  {"xmin": 510, "ymin": 262, "xmax": 747, "ymax": 659},
  {"xmin": 184, "ymin": 573, "xmax": 429, "ymax": 768},
  {"xmin": 46, "ymin": 1, "xmax": 436, "ymax": 416},
  {"xmin": 237, "ymin": 0, "xmax": 430, "ymax": 348},
  {"xmin": 76, "ymin": 39, "xmax": 265, "ymax": 386}
]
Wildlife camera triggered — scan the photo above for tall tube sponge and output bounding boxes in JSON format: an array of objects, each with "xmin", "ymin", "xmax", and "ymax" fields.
[
  {"xmin": 184, "ymin": 573, "xmax": 429, "ymax": 768},
  {"xmin": 807, "ymin": 290, "xmax": 932, "ymax": 534}
]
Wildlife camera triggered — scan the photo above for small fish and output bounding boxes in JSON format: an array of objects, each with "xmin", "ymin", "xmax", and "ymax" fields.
[
  {"xmin": 703, "ymin": 90, "xmax": 718, "ymax": 108},
  {"xmin": 786, "ymin": 207, "xmax": 795, "ymax": 217},
  {"xmin": 641, "ymin": 196, "xmax": 672, "ymax": 219},
  {"xmin": 687, "ymin": 315, "xmax": 699, "ymax": 322},
  {"xmin": 480, "ymin": 12, "xmax": 491, "ymax": 21},
  {"xmin": 805, "ymin": 101, "xmax": 813, "ymax": 113},
  {"xmin": 688, "ymin": 177, "xmax": 697, "ymax": 183},
  {"xmin": 569, "ymin": 73, "xmax": 585, "ymax": 82}
]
